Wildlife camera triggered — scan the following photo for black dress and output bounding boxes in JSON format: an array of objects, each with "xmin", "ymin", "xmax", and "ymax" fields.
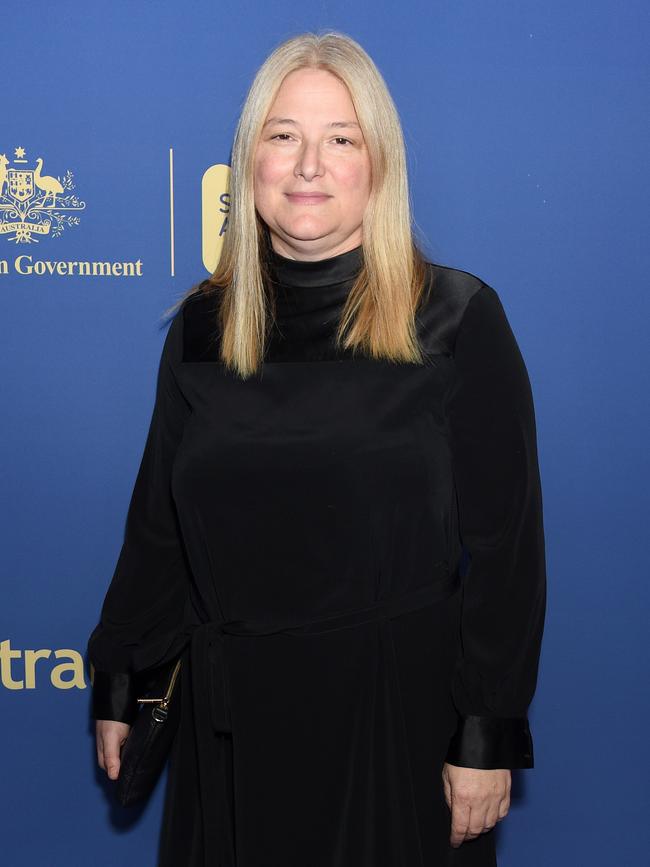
[{"xmin": 87, "ymin": 244, "xmax": 547, "ymax": 867}]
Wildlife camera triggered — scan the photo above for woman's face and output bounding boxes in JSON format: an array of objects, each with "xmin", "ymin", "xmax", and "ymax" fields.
[{"xmin": 253, "ymin": 67, "xmax": 372, "ymax": 261}]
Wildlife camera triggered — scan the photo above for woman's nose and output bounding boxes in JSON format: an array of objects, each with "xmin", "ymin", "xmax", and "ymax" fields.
[{"xmin": 294, "ymin": 141, "xmax": 324, "ymax": 180}]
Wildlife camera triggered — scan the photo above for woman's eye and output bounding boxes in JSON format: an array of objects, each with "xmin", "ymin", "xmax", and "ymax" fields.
[{"xmin": 270, "ymin": 134, "xmax": 353, "ymax": 145}]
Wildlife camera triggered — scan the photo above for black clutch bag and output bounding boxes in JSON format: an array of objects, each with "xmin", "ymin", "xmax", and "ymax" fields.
[{"xmin": 114, "ymin": 655, "xmax": 182, "ymax": 807}]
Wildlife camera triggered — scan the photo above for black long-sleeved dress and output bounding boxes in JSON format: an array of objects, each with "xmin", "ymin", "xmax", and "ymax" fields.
[{"xmin": 87, "ymin": 243, "xmax": 547, "ymax": 867}]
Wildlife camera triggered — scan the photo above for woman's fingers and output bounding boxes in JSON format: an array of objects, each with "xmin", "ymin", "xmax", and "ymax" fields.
[
  {"xmin": 449, "ymin": 799, "xmax": 471, "ymax": 847},
  {"xmin": 498, "ymin": 792, "xmax": 511, "ymax": 820},
  {"xmin": 444, "ymin": 763, "xmax": 511, "ymax": 848},
  {"xmin": 103, "ymin": 730, "xmax": 121, "ymax": 780},
  {"xmin": 95, "ymin": 720, "xmax": 131, "ymax": 780},
  {"xmin": 96, "ymin": 733, "xmax": 105, "ymax": 772},
  {"xmin": 482, "ymin": 798, "xmax": 502, "ymax": 832},
  {"xmin": 451, "ymin": 798, "xmax": 490, "ymax": 846},
  {"xmin": 442, "ymin": 770, "xmax": 452, "ymax": 810},
  {"xmin": 464, "ymin": 801, "xmax": 490, "ymax": 842}
]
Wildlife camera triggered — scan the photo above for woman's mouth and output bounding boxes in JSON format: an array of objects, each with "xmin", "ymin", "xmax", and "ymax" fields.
[{"xmin": 285, "ymin": 193, "xmax": 331, "ymax": 205}]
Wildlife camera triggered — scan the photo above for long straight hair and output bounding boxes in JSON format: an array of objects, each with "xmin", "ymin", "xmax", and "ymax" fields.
[{"xmin": 172, "ymin": 31, "xmax": 431, "ymax": 379}]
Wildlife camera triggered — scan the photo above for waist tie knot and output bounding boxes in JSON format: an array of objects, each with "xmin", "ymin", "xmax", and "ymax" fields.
[{"xmin": 190, "ymin": 568, "xmax": 461, "ymax": 738}]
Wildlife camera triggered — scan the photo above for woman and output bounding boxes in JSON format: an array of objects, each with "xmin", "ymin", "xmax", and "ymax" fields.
[{"xmin": 88, "ymin": 30, "xmax": 546, "ymax": 867}]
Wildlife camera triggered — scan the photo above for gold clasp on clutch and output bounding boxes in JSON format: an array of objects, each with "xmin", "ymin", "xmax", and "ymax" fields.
[{"xmin": 136, "ymin": 658, "xmax": 182, "ymax": 711}]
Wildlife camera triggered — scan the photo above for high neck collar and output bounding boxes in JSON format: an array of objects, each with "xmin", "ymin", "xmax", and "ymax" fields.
[{"xmin": 266, "ymin": 243, "xmax": 364, "ymax": 288}]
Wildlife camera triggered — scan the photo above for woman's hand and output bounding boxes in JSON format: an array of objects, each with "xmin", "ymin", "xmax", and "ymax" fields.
[
  {"xmin": 442, "ymin": 762, "xmax": 511, "ymax": 848},
  {"xmin": 95, "ymin": 719, "xmax": 131, "ymax": 780}
]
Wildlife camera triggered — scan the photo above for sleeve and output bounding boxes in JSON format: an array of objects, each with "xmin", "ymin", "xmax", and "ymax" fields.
[
  {"xmin": 86, "ymin": 305, "xmax": 194, "ymax": 723},
  {"xmin": 443, "ymin": 282, "xmax": 547, "ymax": 769}
]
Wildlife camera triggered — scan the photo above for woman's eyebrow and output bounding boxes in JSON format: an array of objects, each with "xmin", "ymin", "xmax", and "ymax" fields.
[{"xmin": 263, "ymin": 117, "xmax": 360, "ymax": 128}]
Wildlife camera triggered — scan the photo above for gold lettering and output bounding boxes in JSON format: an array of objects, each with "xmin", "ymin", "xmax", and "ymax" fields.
[
  {"xmin": 0, "ymin": 639, "xmax": 23, "ymax": 689},
  {"xmin": 24, "ymin": 649, "xmax": 52, "ymax": 689},
  {"xmin": 51, "ymin": 649, "xmax": 86, "ymax": 689},
  {"xmin": 15, "ymin": 254, "xmax": 32, "ymax": 274},
  {"xmin": 0, "ymin": 642, "xmax": 88, "ymax": 690},
  {"xmin": 11, "ymin": 256, "xmax": 144, "ymax": 277}
]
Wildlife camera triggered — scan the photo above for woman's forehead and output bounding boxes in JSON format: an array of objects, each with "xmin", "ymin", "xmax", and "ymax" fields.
[{"xmin": 271, "ymin": 69, "xmax": 353, "ymax": 104}]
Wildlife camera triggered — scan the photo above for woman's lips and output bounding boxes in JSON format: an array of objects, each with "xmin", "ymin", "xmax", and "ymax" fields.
[{"xmin": 285, "ymin": 193, "xmax": 331, "ymax": 205}]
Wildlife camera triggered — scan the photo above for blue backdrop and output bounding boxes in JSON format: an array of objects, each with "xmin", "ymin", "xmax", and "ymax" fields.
[{"xmin": 1, "ymin": 2, "xmax": 648, "ymax": 864}]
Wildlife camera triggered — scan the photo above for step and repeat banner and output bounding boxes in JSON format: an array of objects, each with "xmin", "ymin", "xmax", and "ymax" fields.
[{"xmin": 1, "ymin": 2, "xmax": 647, "ymax": 865}]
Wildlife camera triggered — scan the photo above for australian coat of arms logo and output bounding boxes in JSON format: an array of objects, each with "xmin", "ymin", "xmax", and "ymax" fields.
[{"xmin": 0, "ymin": 146, "xmax": 85, "ymax": 243}]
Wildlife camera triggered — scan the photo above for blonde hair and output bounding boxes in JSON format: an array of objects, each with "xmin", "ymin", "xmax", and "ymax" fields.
[{"xmin": 171, "ymin": 30, "xmax": 431, "ymax": 378}]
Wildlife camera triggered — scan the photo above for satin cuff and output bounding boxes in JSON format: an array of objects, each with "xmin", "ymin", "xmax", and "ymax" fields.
[
  {"xmin": 91, "ymin": 669, "xmax": 139, "ymax": 724},
  {"xmin": 445, "ymin": 714, "xmax": 534, "ymax": 769}
]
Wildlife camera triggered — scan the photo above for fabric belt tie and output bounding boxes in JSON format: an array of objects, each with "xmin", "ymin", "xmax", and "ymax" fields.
[{"xmin": 189, "ymin": 568, "xmax": 461, "ymax": 866}]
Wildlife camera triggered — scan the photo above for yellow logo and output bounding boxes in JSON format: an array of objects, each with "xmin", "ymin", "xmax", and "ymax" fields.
[
  {"xmin": 0, "ymin": 145, "xmax": 85, "ymax": 243},
  {"xmin": 201, "ymin": 163, "xmax": 230, "ymax": 272},
  {"xmin": 0, "ymin": 639, "xmax": 87, "ymax": 690}
]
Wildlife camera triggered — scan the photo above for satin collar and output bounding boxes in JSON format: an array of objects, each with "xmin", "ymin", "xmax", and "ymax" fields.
[{"xmin": 266, "ymin": 244, "xmax": 364, "ymax": 289}]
